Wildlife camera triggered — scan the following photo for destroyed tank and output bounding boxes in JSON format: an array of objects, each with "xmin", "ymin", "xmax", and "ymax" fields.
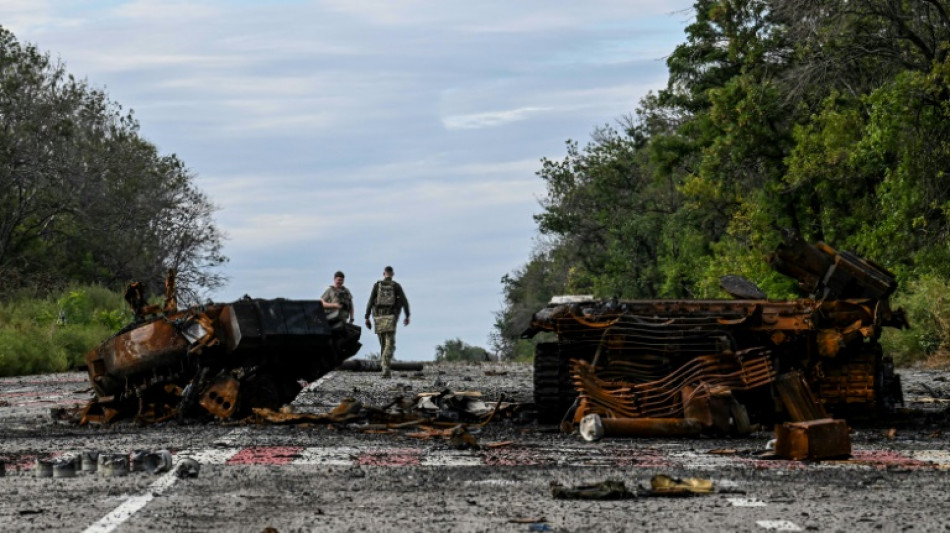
[
  {"xmin": 82, "ymin": 278, "xmax": 361, "ymax": 424},
  {"xmin": 522, "ymin": 241, "xmax": 908, "ymax": 429}
]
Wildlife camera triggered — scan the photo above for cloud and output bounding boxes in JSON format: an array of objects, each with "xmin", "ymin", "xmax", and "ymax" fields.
[
  {"xmin": 8, "ymin": 0, "xmax": 696, "ymax": 360},
  {"xmin": 110, "ymin": 0, "xmax": 220, "ymax": 21},
  {"xmin": 442, "ymin": 106, "xmax": 550, "ymax": 130}
]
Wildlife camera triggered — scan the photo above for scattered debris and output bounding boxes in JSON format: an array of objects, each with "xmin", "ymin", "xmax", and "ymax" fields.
[
  {"xmin": 144, "ymin": 450, "xmax": 173, "ymax": 474},
  {"xmin": 643, "ymin": 474, "xmax": 714, "ymax": 497},
  {"xmin": 98, "ymin": 454, "xmax": 129, "ymax": 477},
  {"xmin": 578, "ymin": 413, "xmax": 702, "ymax": 442},
  {"xmin": 33, "ymin": 458, "xmax": 54, "ymax": 478},
  {"xmin": 774, "ymin": 418, "xmax": 852, "ymax": 460},
  {"xmin": 550, "ymin": 479, "xmax": 635, "ymax": 500},
  {"xmin": 175, "ymin": 457, "xmax": 200, "ymax": 478},
  {"xmin": 80, "ymin": 451, "xmax": 98, "ymax": 473},
  {"xmin": 448, "ymin": 425, "xmax": 480, "ymax": 450}
]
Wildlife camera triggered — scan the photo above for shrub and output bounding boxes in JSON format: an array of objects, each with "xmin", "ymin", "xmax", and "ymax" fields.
[
  {"xmin": 881, "ymin": 274, "xmax": 950, "ymax": 366},
  {"xmin": 0, "ymin": 284, "xmax": 131, "ymax": 376},
  {"xmin": 0, "ymin": 328, "xmax": 68, "ymax": 377}
]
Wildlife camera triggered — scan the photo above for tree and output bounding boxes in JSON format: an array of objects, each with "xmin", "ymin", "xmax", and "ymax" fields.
[
  {"xmin": 435, "ymin": 338, "xmax": 491, "ymax": 363},
  {"xmin": 0, "ymin": 26, "xmax": 226, "ymax": 301}
]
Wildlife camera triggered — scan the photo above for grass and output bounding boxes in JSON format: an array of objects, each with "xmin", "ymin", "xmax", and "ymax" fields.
[{"xmin": 0, "ymin": 285, "xmax": 132, "ymax": 377}]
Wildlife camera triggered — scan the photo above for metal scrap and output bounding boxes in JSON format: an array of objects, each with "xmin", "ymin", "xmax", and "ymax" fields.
[
  {"xmin": 82, "ymin": 272, "xmax": 362, "ymax": 424},
  {"xmin": 774, "ymin": 418, "xmax": 852, "ymax": 460},
  {"xmin": 524, "ymin": 240, "xmax": 909, "ymax": 439}
]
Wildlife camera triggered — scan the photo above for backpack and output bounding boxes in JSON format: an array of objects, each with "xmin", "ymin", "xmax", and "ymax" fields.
[{"xmin": 376, "ymin": 281, "xmax": 396, "ymax": 307}]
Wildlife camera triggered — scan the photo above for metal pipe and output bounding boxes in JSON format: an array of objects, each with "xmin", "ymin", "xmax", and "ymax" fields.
[
  {"xmin": 579, "ymin": 414, "xmax": 702, "ymax": 441},
  {"xmin": 337, "ymin": 359, "xmax": 424, "ymax": 372}
]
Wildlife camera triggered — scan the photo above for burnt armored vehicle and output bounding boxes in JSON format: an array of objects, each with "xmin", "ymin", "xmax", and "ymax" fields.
[
  {"xmin": 82, "ymin": 277, "xmax": 361, "ymax": 424},
  {"xmin": 522, "ymin": 241, "xmax": 907, "ymax": 431}
]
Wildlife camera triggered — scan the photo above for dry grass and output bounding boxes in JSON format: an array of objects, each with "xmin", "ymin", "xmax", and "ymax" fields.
[{"xmin": 919, "ymin": 349, "xmax": 950, "ymax": 371}]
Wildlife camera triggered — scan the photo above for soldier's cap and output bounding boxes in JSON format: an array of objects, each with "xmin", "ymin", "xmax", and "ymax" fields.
[{"xmin": 384, "ymin": 266, "xmax": 394, "ymax": 274}]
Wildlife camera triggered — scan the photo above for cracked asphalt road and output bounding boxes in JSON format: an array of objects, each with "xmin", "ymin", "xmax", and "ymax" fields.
[{"xmin": 1, "ymin": 363, "xmax": 949, "ymax": 532}]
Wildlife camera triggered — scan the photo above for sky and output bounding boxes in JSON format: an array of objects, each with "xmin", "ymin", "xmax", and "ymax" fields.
[{"xmin": 3, "ymin": 0, "xmax": 694, "ymax": 361}]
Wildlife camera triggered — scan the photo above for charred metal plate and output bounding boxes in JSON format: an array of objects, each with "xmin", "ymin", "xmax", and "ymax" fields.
[{"xmin": 199, "ymin": 375, "xmax": 240, "ymax": 419}]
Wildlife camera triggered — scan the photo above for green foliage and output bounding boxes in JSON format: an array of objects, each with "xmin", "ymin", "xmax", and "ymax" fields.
[
  {"xmin": 434, "ymin": 338, "xmax": 490, "ymax": 363},
  {"xmin": 0, "ymin": 25, "xmax": 227, "ymax": 302},
  {"xmin": 0, "ymin": 329, "xmax": 68, "ymax": 377},
  {"xmin": 0, "ymin": 284, "xmax": 131, "ymax": 376},
  {"xmin": 881, "ymin": 275, "xmax": 950, "ymax": 366},
  {"xmin": 494, "ymin": 0, "xmax": 950, "ymax": 367},
  {"xmin": 508, "ymin": 339, "xmax": 537, "ymax": 362}
]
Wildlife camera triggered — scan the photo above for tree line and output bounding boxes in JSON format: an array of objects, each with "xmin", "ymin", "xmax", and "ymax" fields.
[
  {"xmin": 494, "ymin": 0, "xmax": 950, "ymax": 364},
  {"xmin": 0, "ymin": 27, "xmax": 226, "ymax": 302}
]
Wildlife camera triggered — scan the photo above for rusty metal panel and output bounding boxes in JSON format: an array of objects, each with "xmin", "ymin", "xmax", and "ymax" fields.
[
  {"xmin": 775, "ymin": 418, "xmax": 851, "ymax": 460},
  {"xmin": 776, "ymin": 371, "xmax": 829, "ymax": 422},
  {"xmin": 199, "ymin": 375, "xmax": 240, "ymax": 419}
]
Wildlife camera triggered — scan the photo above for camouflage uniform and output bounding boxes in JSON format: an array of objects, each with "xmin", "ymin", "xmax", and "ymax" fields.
[
  {"xmin": 364, "ymin": 278, "xmax": 410, "ymax": 376},
  {"xmin": 321, "ymin": 284, "xmax": 354, "ymax": 325}
]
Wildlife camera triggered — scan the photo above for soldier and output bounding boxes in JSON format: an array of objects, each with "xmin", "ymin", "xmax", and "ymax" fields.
[
  {"xmin": 321, "ymin": 271, "xmax": 354, "ymax": 327},
  {"xmin": 364, "ymin": 266, "xmax": 410, "ymax": 378}
]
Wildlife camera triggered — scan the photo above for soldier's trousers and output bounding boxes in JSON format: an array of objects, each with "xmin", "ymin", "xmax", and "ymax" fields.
[{"xmin": 377, "ymin": 331, "xmax": 396, "ymax": 371}]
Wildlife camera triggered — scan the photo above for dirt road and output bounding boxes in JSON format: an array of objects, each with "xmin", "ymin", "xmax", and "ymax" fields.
[{"xmin": 1, "ymin": 363, "xmax": 949, "ymax": 532}]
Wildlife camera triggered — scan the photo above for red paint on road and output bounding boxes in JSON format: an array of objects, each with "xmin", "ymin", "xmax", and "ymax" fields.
[
  {"xmin": 226, "ymin": 446, "xmax": 304, "ymax": 465},
  {"xmin": 849, "ymin": 450, "xmax": 929, "ymax": 469}
]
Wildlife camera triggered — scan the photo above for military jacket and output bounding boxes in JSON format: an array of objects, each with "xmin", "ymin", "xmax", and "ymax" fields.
[
  {"xmin": 364, "ymin": 279, "xmax": 410, "ymax": 320},
  {"xmin": 321, "ymin": 285, "xmax": 353, "ymax": 323}
]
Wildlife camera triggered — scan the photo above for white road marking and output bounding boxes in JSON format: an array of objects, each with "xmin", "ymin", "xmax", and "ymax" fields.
[
  {"xmin": 668, "ymin": 451, "xmax": 742, "ymax": 470},
  {"xmin": 420, "ymin": 450, "xmax": 483, "ymax": 467},
  {"xmin": 906, "ymin": 450, "xmax": 950, "ymax": 466},
  {"xmin": 82, "ymin": 447, "xmax": 239, "ymax": 533},
  {"xmin": 728, "ymin": 497, "xmax": 767, "ymax": 507},
  {"xmin": 301, "ymin": 374, "xmax": 333, "ymax": 393},
  {"xmin": 295, "ymin": 446, "xmax": 362, "ymax": 466},
  {"xmin": 756, "ymin": 520, "xmax": 802, "ymax": 531}
]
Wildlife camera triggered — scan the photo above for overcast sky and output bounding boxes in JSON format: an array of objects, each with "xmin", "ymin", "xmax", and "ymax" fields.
[{"xmin": 4, "ymin": 1, "xmax": 694, "ymax": 361}]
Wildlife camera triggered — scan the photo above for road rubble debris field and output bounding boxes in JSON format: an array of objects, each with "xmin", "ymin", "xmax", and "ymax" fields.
[{"xmin": 1, "ymin": 242, "xmax": 949, "ymax": 531}]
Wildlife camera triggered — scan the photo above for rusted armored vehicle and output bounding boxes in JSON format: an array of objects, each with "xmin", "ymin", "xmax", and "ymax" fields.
[
  {"xmin": 523, "ymin": 241, "xmax": 907, "ymax": 431},
  {"xmin": 82, "ymin": 277, "xmax": 361, "ymax": 424}
]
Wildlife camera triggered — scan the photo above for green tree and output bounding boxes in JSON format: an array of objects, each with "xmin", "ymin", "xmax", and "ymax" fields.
[
  {"xmin": 0, "ymin": 26, "xmax": 226, "ymax": 301},
  {"xmin": 435, "ymin": 338, "xmax": 491, "ymax": 363}
]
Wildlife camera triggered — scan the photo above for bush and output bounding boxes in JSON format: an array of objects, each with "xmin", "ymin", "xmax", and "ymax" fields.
[
  {"xmin": 434, "ymin": 338, "xmax": 491, "ymax": 363},
  {"xmin": 509, "ymin": 339, "xmax": 538, "ymax": 362},
  {"xmin": 881, "ymin": 274, "xmax": 950, "ymax": 366},
  {"xmin": 0, "ymin": 328, "xmax": 68, "ymax": 377},
  {"xmin": 0, "ymin": 284, "xmax": 131, "ymax": 376},
  {"xmin": 52, "ymin": 325, "xmax": 116, "ymax": 369}
]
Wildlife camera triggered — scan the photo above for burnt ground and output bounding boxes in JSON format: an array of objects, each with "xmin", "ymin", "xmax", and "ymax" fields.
[{"xmin": 1, "ymin": 362, "xmax": 949, "ymax": 532}]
